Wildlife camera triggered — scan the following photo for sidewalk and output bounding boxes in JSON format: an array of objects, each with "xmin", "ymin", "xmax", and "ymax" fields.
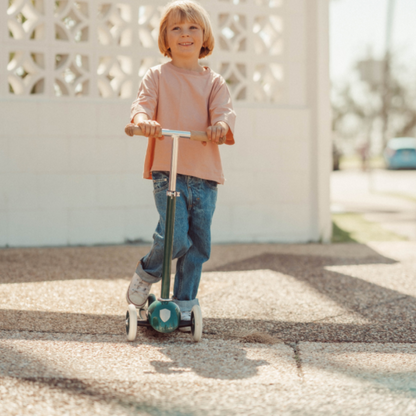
[
  {"xmin": 2, "ymin": 242, "xmax": 416, "ymax": 415},
  {"xmin": 331, "ymin": 169, "xmax": 416, "ymax": 240}
]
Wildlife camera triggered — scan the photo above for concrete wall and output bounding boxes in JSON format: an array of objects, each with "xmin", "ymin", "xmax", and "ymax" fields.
[{"xmin": 0, "ymin": 0, "xmax": 331, "ymax": 247}]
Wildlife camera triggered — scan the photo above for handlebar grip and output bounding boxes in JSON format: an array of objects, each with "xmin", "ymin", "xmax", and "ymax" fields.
[
  {"xmin": 190, "ymin": 131, "xmax": 208, "ymax": 142},
  {"xmin": 125, "ymin": 124, "xmax": 144, "ymax": 136}
]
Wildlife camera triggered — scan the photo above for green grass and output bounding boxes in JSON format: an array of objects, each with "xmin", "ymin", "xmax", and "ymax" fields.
[
  {"xmin": 332, "ymin": 213, "xmax": 408, "ymax": 243},
  {"xmin": 332, "ymin": 219, "xmax": 357, "ymax": 243}
]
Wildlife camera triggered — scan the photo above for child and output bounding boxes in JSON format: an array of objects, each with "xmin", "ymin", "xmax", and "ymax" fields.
[{"xmin": 125, "ymin": 0, "xmax": 236, "ymax": 329}]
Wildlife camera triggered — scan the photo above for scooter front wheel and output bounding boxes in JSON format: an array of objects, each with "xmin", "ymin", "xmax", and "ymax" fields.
[
  {"xmin": 126, "ymin": 304, "xmax": 137, "ymax": 341},
  {"xmin": 191, "ymin": 305, "xmax": 203, "ymax": 342}
]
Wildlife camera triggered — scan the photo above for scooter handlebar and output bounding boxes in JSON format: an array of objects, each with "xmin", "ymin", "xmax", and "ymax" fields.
[{"xmin": 124, "ymin": 123, "xmax": 208, "ymax": 142}]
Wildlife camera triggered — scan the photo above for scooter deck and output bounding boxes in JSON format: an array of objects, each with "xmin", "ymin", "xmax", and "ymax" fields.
[{"xmin": 137, "ymin": 319, "xmax": 191, "ymax": 328}]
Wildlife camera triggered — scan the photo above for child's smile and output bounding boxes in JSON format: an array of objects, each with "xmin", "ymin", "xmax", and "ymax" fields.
[{"xmin": 167, "ymin": 18, "xmax": 204, "ymax": 61}]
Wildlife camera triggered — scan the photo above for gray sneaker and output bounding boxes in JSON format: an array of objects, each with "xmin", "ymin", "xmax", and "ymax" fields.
[
  {"xmin": 179, "ymin": 311, "xmax": 191, "ymax": 332},
  {"xmin": 126, "ymin": 273, "xmax": 152, "ymax": 308}
]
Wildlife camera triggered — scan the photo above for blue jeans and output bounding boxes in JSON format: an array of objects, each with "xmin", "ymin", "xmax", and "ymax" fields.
[{"xmin": 136, "ymin": 171, "xmax": 218, "ymax": 312}]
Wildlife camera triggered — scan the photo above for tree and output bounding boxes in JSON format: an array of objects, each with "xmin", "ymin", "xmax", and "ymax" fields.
[{"xmin": 332, "ymin": 53, "xmax": 416, "ymax": 155}]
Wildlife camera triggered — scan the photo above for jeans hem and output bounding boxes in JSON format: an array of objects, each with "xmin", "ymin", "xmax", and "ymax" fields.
[
  {"xmin": 173, "ymin": 298, "xmax": 199, "ymax": 312},
  {"xmin": 136, "ymin": 261, "xmax": 161, "ymax": 284}
]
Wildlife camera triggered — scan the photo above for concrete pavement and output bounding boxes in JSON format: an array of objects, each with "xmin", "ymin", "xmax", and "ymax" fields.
[{"xmin": 2, "ymin": 242, "xmax": 416, "ymax": 415}]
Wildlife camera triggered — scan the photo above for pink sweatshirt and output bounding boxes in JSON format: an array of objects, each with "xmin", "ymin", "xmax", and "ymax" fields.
[{"xmin": 130, "ymin": 62, "xmax": 236, "ymax": 184}]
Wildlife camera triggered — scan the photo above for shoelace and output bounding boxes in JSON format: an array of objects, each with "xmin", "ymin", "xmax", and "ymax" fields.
[{"xmin": 132, "ymin": 280, "xmax": 150, "ymax": 294}]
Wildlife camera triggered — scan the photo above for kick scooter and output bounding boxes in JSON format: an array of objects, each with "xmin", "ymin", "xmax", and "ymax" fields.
[{"xmin": 124, "ymin": 124, "xmax": 210, "ymax": 343}]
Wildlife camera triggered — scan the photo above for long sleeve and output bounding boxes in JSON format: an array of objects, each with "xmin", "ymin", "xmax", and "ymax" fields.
[
  {"xmin": 130, "ymin": 69, "xmax": 159, "ymax": 122},
  {"xmin": 209, "ymin": 77, "xmax": 236, "ymax": 145}
]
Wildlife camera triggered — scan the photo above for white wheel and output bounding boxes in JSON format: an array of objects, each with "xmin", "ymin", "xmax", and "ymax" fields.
[
  {"xmin": 191, "ymin": 305, "xmax": 203, "ymax": 342},
  {"xmin": 126, "ymin": 304, "xmax": 137, "ymax": 342}
]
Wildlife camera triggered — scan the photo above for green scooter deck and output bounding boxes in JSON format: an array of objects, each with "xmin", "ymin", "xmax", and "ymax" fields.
[{"xmin": 136, "ymin": 320, "xmax": 191, "ymax": 328}]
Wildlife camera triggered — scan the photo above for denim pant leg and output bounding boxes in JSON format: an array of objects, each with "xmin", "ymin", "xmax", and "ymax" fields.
[
  {"xmin": 137, "ymin": 172, "xmax": 191, "ymax": 284},
  {"xmin": 173, "ymin": 177, "xmax": 217, "ymax": 311}
]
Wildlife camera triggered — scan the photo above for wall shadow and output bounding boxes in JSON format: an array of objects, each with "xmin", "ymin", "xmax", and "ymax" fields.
[
  {"xmin": 0, "ymin": 245, "xmax": 149, "ymax": 284},
  {"xmin": 2, "ymin": 242, "xmax": 415, "ymax": 344}
]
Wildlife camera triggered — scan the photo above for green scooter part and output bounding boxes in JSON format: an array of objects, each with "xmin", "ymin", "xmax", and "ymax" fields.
[
  {"xmin": 148, "ymin": 194, "xmax": 181, "ymax": 333},
  {"xmin": 148, "ymin": 300, "xmax": 181, "ymax": 333},
  {"xmin": 148, "ymin": 293, "xmax": 157, "ymax": 306},
  {"xmin": 138, "ymin": 293, "xmax": 158, "ymax": 320}
]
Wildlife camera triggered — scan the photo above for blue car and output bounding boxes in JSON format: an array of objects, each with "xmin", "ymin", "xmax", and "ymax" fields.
[{"xmin": 384, "ymin": 137, "xmax": 416, "ymax": 169}]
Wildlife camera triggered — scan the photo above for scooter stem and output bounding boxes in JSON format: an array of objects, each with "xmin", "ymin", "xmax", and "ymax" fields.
[
  {"xmin": 168, "ymin": 134, "xmax": 179, "ymax": 193},
  {"xmin": 160, "ymin": 134, "xmax": 180, "ymax": 300}
]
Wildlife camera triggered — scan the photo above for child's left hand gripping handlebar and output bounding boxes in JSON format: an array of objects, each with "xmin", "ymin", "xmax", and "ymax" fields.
[{"xmin": 124, "ymin": 123, "xmax": 225, "ymax": 144}]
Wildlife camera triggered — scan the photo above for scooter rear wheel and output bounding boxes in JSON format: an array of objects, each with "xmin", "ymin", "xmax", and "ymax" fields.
[
  {"xmin": 126, "ymin": 304, "xmax": 137, "ymax": 341},
  {"xmin": 191, "ymin": 305, "xmax": 203, "ymax": 342}
]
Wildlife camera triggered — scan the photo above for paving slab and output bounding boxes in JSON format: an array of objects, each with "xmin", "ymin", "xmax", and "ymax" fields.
[
  {"xmin": 297, "ymin": 342, "xmax": 416, "ymax": 415},
  {"xmin": 3, "ymin": 332, "xmax": 416, "ymax": 415},
  {"xmin": 300, "ymin": 342, "xmax": 416, "ymax": 386},
  {"xmin": 0, "ymin": 330, "xmax": 298, "ymax": 416}
]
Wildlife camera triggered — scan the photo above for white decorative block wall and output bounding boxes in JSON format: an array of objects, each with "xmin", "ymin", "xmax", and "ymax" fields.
[{"xmin": 0, "ymin": 0, "xmax": 331, "ymax": 247}]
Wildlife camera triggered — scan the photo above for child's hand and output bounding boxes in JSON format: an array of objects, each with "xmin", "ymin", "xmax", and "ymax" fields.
[
  {"xmin": 138, "ymin": 120, "xmax": 163, "ymax": 140},
  {"xmin": 125, "ymin": 123, "xmax": 136, "ymax": 137},
  {"xmin": 206, "ymin": 122, "xmax": 229, "ymax": 146}
]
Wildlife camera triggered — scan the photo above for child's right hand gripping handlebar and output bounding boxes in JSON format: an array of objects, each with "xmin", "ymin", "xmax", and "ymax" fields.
[{"xmin": 124, "ymin": 123, "xmax": 225, "ymax": 144}]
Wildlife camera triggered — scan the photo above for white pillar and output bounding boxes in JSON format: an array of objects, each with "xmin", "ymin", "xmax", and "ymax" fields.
[{"xmin": 306, "ymin": 0, "xmax": 332, "ymax": 242}]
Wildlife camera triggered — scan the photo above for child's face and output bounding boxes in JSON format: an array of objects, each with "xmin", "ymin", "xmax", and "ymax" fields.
[{"xmin": 166, "ymin": 16, "xmax": 204, "ymax": 60}]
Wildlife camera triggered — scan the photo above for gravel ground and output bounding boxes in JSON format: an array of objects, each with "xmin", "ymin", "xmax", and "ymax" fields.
[{"xmin": 1, "ymin": 242, "xmax": 416, "ymax": 415}]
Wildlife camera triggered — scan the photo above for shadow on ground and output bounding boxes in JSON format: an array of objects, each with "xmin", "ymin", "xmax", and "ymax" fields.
[
  {"xmin": 206, "ymin": 249, "xmax": 416, "ymax": 342},
  {"xmin": 2, "ymin": 243, "xmax": 416, "ymax": 342}
]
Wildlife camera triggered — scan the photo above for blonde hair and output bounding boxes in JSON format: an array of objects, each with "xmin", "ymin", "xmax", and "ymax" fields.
[{"xmin": 158, "ymin": 1, "xmax": 215, "ymax": 59}]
